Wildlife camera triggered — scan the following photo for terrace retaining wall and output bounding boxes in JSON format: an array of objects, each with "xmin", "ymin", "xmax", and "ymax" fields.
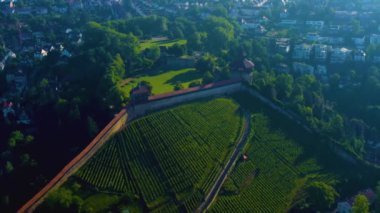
[{"xmin": 129, "ymin": 82, "xmax": 243, "ymax": 119}]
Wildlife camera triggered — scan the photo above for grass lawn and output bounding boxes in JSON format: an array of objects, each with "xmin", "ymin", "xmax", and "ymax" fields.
[
  {"xmin": 121, "ymin": 68, "xmax": 202, "ymax": 96},
  {"xmin": 138, "ymin": 38, "xmax": 187, "ymax": 52}
]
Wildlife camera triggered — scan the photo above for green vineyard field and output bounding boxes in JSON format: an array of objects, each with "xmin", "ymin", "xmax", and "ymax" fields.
[
  {"xmin": 209, "ymin": 113, "xmax": 336, "ymax": 213},
  {"xmin": 75, "ymin": 98, "xmax": 244, "ymax": 211}
]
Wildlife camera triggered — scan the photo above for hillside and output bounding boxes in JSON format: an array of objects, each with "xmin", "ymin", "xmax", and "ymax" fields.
[
  {"xmin": 36, "ymin": 94, "xmax": 377, "ymax": 213},
  {"xmin": 37, "ymin": 98, "xmax": 245, "ymax": 212}
]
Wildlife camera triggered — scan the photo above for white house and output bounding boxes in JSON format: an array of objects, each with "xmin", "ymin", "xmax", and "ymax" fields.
[
  {"xmin": 330, "ymin": 48, "xmax": 352, "ymax": 63},
  {"xmin": 314, "ymin": 44, "xmax": 330, "ymax": 62},
  {"xmin": 275, "ymin": 38, "xmax": 290, "ymax": 54},
  {"xmin": 353, "ymin": 50, "xmax": 366, "ymax": 62},
  {"xmin": 352, "ymin": 36, "xmax": 366, "ymax": 48},
  {"xmin": 370, "ymin": 34, "xmax": 380, "ymax": 45},
  {"xmin": 305, "ymin": 20, "xmax": 324, "ymax": 30},
  {"xmin": 279, "ymin": 20, "xmax": 297, "ymax": 27},
  {"xmin": 305, "ymin": 33, "xmax": 320, "ymax": 42}
]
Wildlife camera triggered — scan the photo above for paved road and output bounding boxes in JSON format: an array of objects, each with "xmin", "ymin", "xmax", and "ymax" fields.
[{"xmin": 196, "ymin": 112, "xmax": 251, "ymax": 213}]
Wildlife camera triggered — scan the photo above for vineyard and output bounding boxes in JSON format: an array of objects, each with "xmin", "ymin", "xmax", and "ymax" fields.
[
  {"xmin": 74, "ymin": 98, "xmax": 244, "ymax": 211},
  {"xmin": 209, "ymin": 113, "xmax": 336, "ymax": 212}
]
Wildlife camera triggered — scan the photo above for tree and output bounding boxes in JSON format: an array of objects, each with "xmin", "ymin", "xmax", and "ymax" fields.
[
  {"xmin": 5, "ymin": 161, "xmax": 13, "ymax": 174},
  {"xmin": 305, "ymin": 182, "xmax": 338, "ymax": 211},
  {"xmin": 40, "ymin": 188, "xmax": 83, "ymax": 213},
  {"xmin": 87, "ymin": 116, "xmax": 99, "ymax": 138},
  {"xmin": 275, "ymin": 74, "xmax": 294, "ymax": 99},
  {"xmin": 195, "ymin": 54, "xmax": 217, "ymax": 73},
  {"xmin": 8, "ymin": 131, "xmax": 24, "ymax": 148},
  {"xmin": 375, "ymin": 181, "xmax": 380, "ymax": 211},
  {"xmin": 352, "ymin": 194, "xmax": 369, "ymax": 213},
  {"xmin": 188, "ymin": 32, "xmax": 207, "ymax": 51},
  {"xmin": 167, "ymin": 43, "xmax": 186, "ymax": 57},
  {"xmin": 174, "ymin": 82, "xmax": 184, "ymax": 91},
  {"xmin": 202, "ymin": 72, "xmax": 214, "ymax": 84},
  {"xmin": 329, "ymin": 114, "xmax": 344, "ymax": 138}
]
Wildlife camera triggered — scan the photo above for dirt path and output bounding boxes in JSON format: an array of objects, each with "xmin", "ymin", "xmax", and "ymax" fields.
[{"xmin": 196, "ymin": 111, "xmax": 251, "ymax": 213}]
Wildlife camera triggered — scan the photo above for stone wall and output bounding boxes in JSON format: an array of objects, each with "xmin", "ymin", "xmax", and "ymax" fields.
[{"xmin": 128, "ymin": 82, "xmax": 243, "ymax": 119}]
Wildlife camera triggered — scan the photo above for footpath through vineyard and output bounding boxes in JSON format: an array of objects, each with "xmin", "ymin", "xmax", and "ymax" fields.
[{"xmin": 196, "ymin": 111, "xmax": 251, "ymax": 213}]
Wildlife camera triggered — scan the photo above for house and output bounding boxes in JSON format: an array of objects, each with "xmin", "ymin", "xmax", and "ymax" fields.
[
  {"xmin": 337, "ymin": 201, "xmax": 351, "ymax": 213},
  {"xmin": 6, "ymin": 69, "xmax": 27, "ymax": 95},
  {"xmin": 130, "ymin": 84, "xmax": 151, "ymax": 104},
  {"xmin": 276, "ymin": 63, "xmax": 289, "ymax": 73},
  {"xmin": 17, "ymin": 110, "xmax": 31, "ymax": 125},
  {"xmin": 280, "ymin": 9, "xmax": 288, "ymax": 18},
  {"xmin": 336, "ymin": 188, "xmax": 376, "ymax": 213},
  {"xmin": 329, "ymin": 24, "xmax": 341, "ymax": 33},
  {"xmin": 293, "ymin": 44, "xmax": 312, "ymax": 61},
  {"xmin": 330, "ymin": 48, "xmax": 352, "ymax": 64},
  {"xmin": 334, "ymin": 10, "xmax": 357, "ymax": 20},
  {"xmin": 305, "ymin": 33, "xmax": 320, "ymax": 42},
  {"xmin": 241, "ymin": 20, "xmax": 266, "ymax": 33},
  {"xmin": 353, "ymin": 50, "xmax": 366, "ymax": 62},
  {"xmin": 374, "ymin": 56, "xmax": 380, "ymax": 63},
  {"xmin": 2, "ymin": 101, "xmax": 15, "ymax": 120},
  {"xmin": 305, "ymin": 20, "xmax": 324, "ymax": 30},
  {"xmin": 240, "ymin": 8, "xmax": 260, "ymax": 17},
  {"xmin": 315, "ymin": 65, "xmax": 327, "ymax": 76},
  {"xmin": 34, "ymin": 49, "xmax": 48, "ymax": 60},
  {"xmin": 370, "ymin": 34, "xmax": 380, "ymax": 45},
  {"xmin": 314, "ymin": 44, "xmax": 331, "ymax": 62},
  {"xmin": 320, "ymin": 37, "xmax": 344, "ymax": 45},
  {"xmin": 279, "ymin": 20, "xmax": 297, "ymax": 28},
  {"xmin": 16, "ymin": 7, "xmax": 32, "ymax": 15},
  {"xmin": 293, "ymin": 62, "xmax": 314, "ymax": 75},
  {"xmin": 275, "ymin": 38, "xmax": 290, "ymax": 54},
  {"xmin": 352, "ymin": 37, "xmax": 366, "ymax": 48}
]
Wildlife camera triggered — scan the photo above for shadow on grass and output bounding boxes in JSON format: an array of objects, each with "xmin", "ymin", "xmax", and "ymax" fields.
[{"xmin": 165, "ymin": 69, "xmax": 202, "ymax": 85}]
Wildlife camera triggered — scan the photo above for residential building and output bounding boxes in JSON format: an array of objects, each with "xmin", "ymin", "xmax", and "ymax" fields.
[
  {"xmin": 305, "ymin": 21, "xmax": 324, "ymax": 30},
  {"xmin": 370, "ymin": 34, "xmax": 380, "ymax": 45},
  {"xmin": 314, "ymin": 44, "xmax": 331, "ymax": 62},
  {"xmin": 279, "ymin": 19, "xmax": 297, "ymax": 28},
  {"xmin": 353, "ymin": 50, "xmax": 366, "ymax": 62},
  {"xmin": 315, "ymin": 65, "xmax": 327, "ymax": 76},
  {"xmin": 337, "ymin": 202, "xmax": 351, "ymax": 213},
  {"xmin": 330, "ymin": 47, "xmax": 352, "ymax": 63},
  {"xmin": 275, "ymin": 38, "xmax": 290, "ymax": 54},
  {"xmin": 352, "ymin": 36, "xmax": 366, "ymax": 48},
  {"xmin": 293, "ymin": 44, "xmax": 312, "ymax": 61},
  {"xmin": 305, "ymin": 33, "xmax": 320, "ymax": 42}
]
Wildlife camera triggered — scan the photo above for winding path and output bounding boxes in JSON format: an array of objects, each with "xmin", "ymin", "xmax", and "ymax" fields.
[{"xmin": 196, "ymin": 111, "xmax": 251, "ymax": 213}]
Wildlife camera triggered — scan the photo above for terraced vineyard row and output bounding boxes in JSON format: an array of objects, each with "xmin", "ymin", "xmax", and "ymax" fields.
[
  {"xmin": 210, "ymin": 114, "xmax": 334, "ymax": 213},
  {"xmin": 75, "ymin": 98, "xmax": 244, "ymax": 212}
]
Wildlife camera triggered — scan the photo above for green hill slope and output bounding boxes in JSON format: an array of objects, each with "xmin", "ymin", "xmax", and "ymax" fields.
[{"xmin": 41, "ymin": 98, "xmax": 244, "ymax": 212}]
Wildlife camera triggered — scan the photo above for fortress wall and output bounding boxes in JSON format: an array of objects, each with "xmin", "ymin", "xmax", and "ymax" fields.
[
  {"xmin": 19, "ymin": 109, "xmax": 129, "ymax": 213},
  {"xmin": 129, "ymin": 82, "xmax": 243, "ymax": 119}
]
